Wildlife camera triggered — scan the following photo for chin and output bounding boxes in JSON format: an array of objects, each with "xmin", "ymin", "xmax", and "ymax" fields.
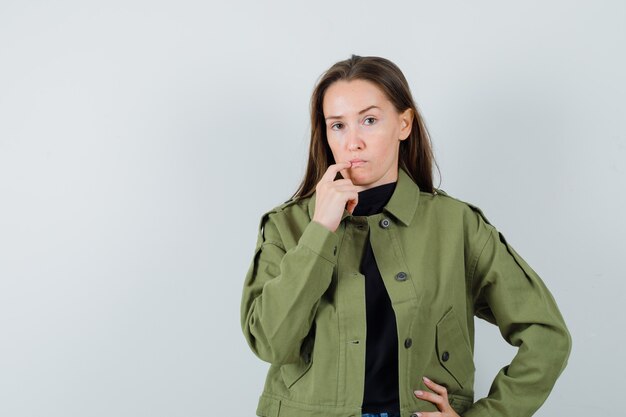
[
  {"xmin": 350, "ymin": 173, "xmax": 377, "ymax": 187},
  {"xmin": 347, "ymin": 171, "xmax": 368, "ymax": 182}
]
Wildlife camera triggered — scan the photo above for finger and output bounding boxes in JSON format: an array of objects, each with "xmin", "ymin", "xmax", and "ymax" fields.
[
  {"xmin": 330, "ymin": 179, "xmax": 357, "ymax": 188},
  {"xmin": 344, "ymin": 189, "xmax": 358, "ymax": 209},
  {"xmin": 315, "ymin": 180, "xmax": 355, "ymax": 195},
  {"xmin": 321, "ymin": 183, "xmax": 359, "ymax": 200},
  {"xmin": 321, "ymin": 162, "xmax": 352, "ymax": 182},
  {"xmin": 334, "ymin": 189, "xmax": 360, "ymax": 202},
  {"xmin": 414, "ymin": 390, "xmax": 444, "ymax": 408},
  {"xmin": 410, "ymin": 412, "xmax": 442, "ymax": 417},
  {"xmin": 346, "ymin": 194, "xmax": 358, "ymax": 214},
  {"xmin": 423, "ymin": 376, "xmax": 449, "ymax": 400}
]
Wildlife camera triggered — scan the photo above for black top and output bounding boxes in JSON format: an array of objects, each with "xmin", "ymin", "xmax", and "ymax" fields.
[{"xmin": 352, "ymin": 181, "xmax": 400, "ymax": 414}]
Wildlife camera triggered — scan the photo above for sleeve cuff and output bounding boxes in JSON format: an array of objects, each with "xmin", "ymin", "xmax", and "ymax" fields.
[{"xmin": 298, "ymin": 220, "xmax": 339, "ymax": 264}]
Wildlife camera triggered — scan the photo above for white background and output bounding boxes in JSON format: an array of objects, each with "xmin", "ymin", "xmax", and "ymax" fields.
[{"xmin": 1, "ymin": 1, "xmax": 624, "ymax": 416}]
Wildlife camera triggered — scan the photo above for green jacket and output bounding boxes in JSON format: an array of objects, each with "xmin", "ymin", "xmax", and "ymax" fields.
[{"xmin": 240, "ymin": 167, "xmax": 571, "ymax": 417}]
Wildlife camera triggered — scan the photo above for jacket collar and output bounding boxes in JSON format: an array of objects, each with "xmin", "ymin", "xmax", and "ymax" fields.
[{"xmin": 307, "ymin": 166, "xmax": 420, "ymax": 227}]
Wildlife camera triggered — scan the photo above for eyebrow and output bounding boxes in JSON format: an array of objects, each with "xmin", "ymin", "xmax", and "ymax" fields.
[{"xmin": 325, "ymin": 105, "xmax": 381, "ymax": 121}]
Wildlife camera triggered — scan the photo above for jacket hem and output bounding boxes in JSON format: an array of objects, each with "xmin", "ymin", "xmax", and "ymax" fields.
[{"xmin": 257, "ymin": 393, "xmax": 361, "ymax": 417}]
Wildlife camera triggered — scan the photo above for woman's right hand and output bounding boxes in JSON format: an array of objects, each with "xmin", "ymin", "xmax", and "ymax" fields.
[{"xmin": 312, "ymin": 161, "xmax": 359, "ymax": 233}]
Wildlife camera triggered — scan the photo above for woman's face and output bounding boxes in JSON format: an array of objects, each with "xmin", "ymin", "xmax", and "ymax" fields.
[{"xmin": 322, "ymin": 79, "xmax": 413, "ymax": 191}]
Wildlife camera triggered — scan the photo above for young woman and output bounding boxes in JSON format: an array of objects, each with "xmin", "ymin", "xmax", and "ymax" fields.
[{"xmin": 240, "ymin": 55, "xmax": 571, "ymax": 417}]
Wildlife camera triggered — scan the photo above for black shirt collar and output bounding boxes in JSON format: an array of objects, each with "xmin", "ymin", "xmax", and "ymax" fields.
[{"xmin": 352, "ymin": 181, "xmax": 397, "ymax": 216}]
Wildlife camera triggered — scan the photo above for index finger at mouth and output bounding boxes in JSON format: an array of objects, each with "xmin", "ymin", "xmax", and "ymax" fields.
[{"xmin": 322, "ymin": 162, "xmax": 352, "ymax": 181}]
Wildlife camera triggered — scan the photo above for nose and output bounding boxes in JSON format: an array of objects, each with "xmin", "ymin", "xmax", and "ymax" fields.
[{"xmin": 346, "ymin": 129, "xmax": 363, "ymax": 151}]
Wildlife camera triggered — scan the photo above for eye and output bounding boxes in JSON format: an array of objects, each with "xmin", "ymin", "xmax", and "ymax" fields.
[
  {"xmin": 330, "ymin": 122, "xmax": 344, "ymax": 130},
  {"xmin": 363, "ymin": 117, "xmax": 376, "ymax": 126}
]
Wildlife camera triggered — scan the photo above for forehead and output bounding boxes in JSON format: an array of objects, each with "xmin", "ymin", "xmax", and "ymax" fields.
[{"xmin": 322, "ymin": 79, "xmax": 391, "ymax": 114}]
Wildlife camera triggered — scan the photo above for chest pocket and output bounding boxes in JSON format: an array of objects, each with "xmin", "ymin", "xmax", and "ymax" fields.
[{"xmin": 435, "ymin": 308, "xmax": 475, "ymax": 389}]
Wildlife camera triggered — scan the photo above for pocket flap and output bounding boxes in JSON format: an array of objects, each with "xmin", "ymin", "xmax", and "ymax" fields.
[{"xmin": 435, "ymin": 308, "xmax": 475, "ymax": 388}]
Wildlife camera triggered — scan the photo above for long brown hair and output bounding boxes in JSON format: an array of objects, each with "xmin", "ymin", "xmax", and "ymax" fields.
[{"xmin": 291, "ymin": 54, "xmax": 440, "ymax": 200}]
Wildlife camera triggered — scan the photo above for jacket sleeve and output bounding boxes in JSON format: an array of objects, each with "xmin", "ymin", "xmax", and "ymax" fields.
[
  {"xmin": 463, "ymin": 214, "xmax": 572, "ymax": 417},
  {"xmin": 240, "ymin": 210, "xmax": 339, "ymax": 365}
]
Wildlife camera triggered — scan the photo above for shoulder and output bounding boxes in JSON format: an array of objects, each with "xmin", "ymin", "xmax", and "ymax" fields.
[
  {"xmin": 256, "ymin": 196, "xmax": 312, "ymax": 242},
  {"xmin": 427, "ymin": 189, "xmax": 499, "ymax": 263},
  {"xmin": 429, "ymin": 187, "xmax": 494, "ymax": 227},
  {"xmin": 261, "ymin": 196, "xmax": 310, "ymax": 222}
]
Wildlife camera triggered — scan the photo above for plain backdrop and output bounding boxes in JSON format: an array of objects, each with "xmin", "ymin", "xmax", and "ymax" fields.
[{"xmin": 1, "ymin": 1, "xmax": 624, "ymax": 416}]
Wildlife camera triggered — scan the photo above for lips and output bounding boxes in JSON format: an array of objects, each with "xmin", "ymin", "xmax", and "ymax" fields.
[{"xmin": 350, "ymin": 159, "xmax": 366, "ymax": 167}]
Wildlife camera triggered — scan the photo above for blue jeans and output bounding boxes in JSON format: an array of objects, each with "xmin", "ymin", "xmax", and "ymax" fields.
[{"xmin": 362, "ymin": 413, "xmax": 401, "ymax": 417}]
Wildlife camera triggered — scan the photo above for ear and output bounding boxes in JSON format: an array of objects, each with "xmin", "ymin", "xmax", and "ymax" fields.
[{"xmin": 399, "ymin": 108, "xmax": 413, "ymax": 141}]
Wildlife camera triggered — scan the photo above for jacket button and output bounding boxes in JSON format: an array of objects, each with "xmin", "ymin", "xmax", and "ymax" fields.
[
  {"xmin": 379, "ymin": 218, "xmax": 391, "ymax": 228},
  {"xmin": 441, "ymin": 351, "xmax": 450, "ymax": 362},
  {"xmin": 395, "ymin": 271, "xmax": 407, "ymax": 281},
  {"xmin": 304, "ymin": 352, "xmax": 311, "ymax": 364},
  {"xmin": 333, "ymin": 245, "xmax": 337, "ymax": 256},
  {"xmin": 404, "ymin": 338, "xmax": 413, "ymax": 348}
]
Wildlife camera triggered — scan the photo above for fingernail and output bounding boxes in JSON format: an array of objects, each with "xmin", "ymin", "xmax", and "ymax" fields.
[
  {"xmin": 414, "ymin": 390, "xmax": 423, "ymax": 396},
  {"xmin": 411, "ymin": 413, "xmax": 421, "ymax": 417},
  {"xmin": 423, "ymin": 376, "xmax": 431, "ymax": 383}
]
